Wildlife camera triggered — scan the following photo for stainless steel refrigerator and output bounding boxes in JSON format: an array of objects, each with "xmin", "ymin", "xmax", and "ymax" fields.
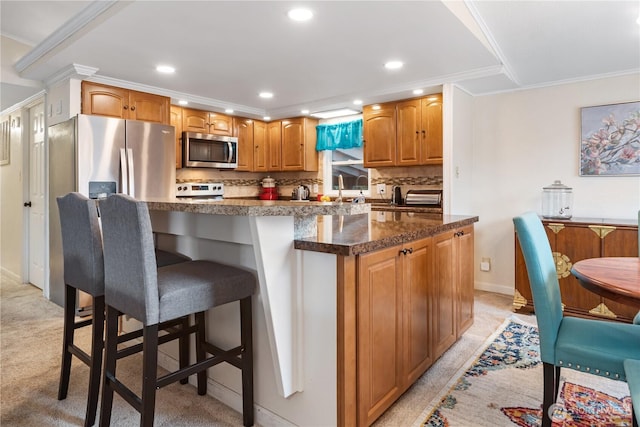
[{"xmin": 48, "ymin": 114, "xmax": 176, "ymax": 307}]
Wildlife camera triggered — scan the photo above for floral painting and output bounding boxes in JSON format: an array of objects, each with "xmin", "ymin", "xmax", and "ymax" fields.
[{"xmin": 580, "ymin": 101, "xmax": 640, "ymax": 176}]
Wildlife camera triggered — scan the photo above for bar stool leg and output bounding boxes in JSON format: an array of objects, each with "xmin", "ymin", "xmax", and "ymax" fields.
[
  {"xmin": 99, "ymin": 306, "xmax": 119, "ymax": 427},
  {"xmin": 58, "ymin": 284, "xmax": 76, "ymax": 400},
  {"xmin": 195, "ymin": 311, "xmax": 207, "ymax": 396},
  {"xmin": 179, "ymin": 316, "xmax": 189, "ymax": 385},
  {"xmin": 84, "ymin": 295, "xmax": 105, "ymax": 427},
  {"xmin": 240, "ymin": 297, "xmax": 254, "ymax": 427},
  {"xmin": 141, "ymin": 324, "xmax": 159, "ymax": 427}
]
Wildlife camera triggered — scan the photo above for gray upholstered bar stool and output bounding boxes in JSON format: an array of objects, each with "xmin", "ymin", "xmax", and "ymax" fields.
[
  {"xmin": 98, "ymin": 194, "xmax": 256, "ymax": 427},
  {"xmin": 56, "ymin": 192, "xmax": 192, "ymax": 427}
]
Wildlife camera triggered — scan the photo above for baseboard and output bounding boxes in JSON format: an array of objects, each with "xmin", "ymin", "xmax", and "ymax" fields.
[
  {"xmin": 156, "ymin": 352, "xmax": 294, "ymax": 427},
  {"xmin": 0, "ymin": 267, "xmax": 21, "ymax": 282},
  {"xmin": 474, "ymin": 280, "xmax": 514, "ymax": 296}
]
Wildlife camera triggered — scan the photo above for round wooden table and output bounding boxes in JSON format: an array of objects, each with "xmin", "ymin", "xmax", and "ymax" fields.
[{"xmin": 570, "ymin": 257, "xmax": 640, "ymax": 306}]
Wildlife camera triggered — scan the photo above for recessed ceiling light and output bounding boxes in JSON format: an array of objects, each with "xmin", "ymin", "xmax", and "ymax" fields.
[
  {"xmin": 259, "ymin": 92, "xmax": 274, "ymax": 99},
  {"xmin": 384, "ymin": 61, "xmax": 403, "ymax": 70},
  {"xmin": 263, "ymin": 116, "xmax": 271, "ymax": 121},
  {"xmin": 156, "ymin": 65, "xmax": 175, "ymax": 74},
  {"xmin": 178, "ymin": 100, "xmax": 188, "ymax": 105},
  {"xmin": 225, "ymin": 108, "xmax": 234, "ymax": 114},
  {"xmin": 413, "ymin": 89, "xmax": 424, "ymax": 95},
  {"xmin": 353, "ymin": 99, "xmax": 363, "ymax": 105},
  {"xmin": 310, "ymin": 108, "xmax": 359, "ymax": 119},
  {"xmin": 301, "ymin": 109, "xmax": 310, "ymax": 115},
  {"xmin": 288, "ymin": 8, "xmax": 313, "ymax": 22}
]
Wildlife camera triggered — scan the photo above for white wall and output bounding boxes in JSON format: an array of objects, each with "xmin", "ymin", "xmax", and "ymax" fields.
[
  {"xmin": 472, "ymin": 74, "xmax": 640, "ymax": 295},
  {"xmin": 0, "ymin": 111, "xmax": 26, "ymax": 280}
]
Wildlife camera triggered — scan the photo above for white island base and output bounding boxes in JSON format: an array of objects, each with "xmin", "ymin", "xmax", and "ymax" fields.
[{"xmin": 148, "ymin": 210, "xmax": 339, "ymax": 427}]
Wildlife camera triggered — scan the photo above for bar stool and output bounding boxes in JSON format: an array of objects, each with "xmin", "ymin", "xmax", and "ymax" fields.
[
  {"xmin": 56, "ymin": 192, "xmax": 191, "ymax": 427},
  {"xmin": 98, "ymin": 194, "xmax": 256, "ymax": 427}
]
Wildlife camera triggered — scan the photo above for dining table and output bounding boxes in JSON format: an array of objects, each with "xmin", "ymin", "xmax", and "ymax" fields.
[{"xmin": 570, "ymin": 257, "xmax": 640, "ymax": 306}]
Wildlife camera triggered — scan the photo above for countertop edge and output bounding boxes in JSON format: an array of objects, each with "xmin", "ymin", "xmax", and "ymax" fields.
[{"xmin": 294, "ymin": 215, "xmax": 479, "ymax": 255}]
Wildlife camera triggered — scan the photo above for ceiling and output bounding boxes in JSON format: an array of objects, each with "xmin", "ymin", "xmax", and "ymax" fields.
[{"xmin": 1, "ymin": 1, "xmax": 639, "ymax": 118}]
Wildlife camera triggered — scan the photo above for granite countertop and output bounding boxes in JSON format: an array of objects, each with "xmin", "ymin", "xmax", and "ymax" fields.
[
  {"xmin": 294, "ymin": 212, "xmax": 479, "ymax": 255},
  {"xmin": 145, "ymin": 198, "xmax": 370, "ymax": 217}
]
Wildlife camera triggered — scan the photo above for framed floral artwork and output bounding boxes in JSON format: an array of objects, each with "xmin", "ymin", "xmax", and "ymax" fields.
[{"xmin": 580, "ymin": 101, "xmax": 640, "ymax": 176}]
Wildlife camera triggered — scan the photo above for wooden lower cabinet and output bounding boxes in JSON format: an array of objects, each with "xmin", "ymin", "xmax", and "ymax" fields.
[
  {"xmin": 514, "ymin": 217, "xmax": 639, "ymax": 322},
  {"xmin": 355, "ymin": 225, "xmax": 473, "ymax": 426}
]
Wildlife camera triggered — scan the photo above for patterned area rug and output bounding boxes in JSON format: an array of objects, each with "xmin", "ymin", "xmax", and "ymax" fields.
[{"xmin": 413, "ymin": 317, "xmax": 634, "ymax": 427}]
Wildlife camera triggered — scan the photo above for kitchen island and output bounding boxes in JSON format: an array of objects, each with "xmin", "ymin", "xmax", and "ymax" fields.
[{"xmin": 146, "ymin": 199, "xmax": 477, "ymax": 427}]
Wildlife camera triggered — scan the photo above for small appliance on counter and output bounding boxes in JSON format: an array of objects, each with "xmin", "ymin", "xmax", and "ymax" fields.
[
  {"xmin": 404, "ymin": 189, "xmax": 442, "ymax": 207},
  {"xmin": 259, "ymin": 176, "xmax": 279, "ymax": 200},
  {"xmin": 175, "ymin": 182, "xmax": 224, "ymax": 200},
  {"xmin": 292, "ymin": 185, "xmax": 310, "ymax": 201}
]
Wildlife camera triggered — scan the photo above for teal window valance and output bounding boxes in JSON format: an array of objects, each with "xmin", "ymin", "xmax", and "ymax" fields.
[{"xmin": 316, "ymin": 119, "xmax": 363, "ymax": 151}]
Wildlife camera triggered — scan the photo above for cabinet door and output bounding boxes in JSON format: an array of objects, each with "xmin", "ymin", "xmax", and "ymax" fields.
[
  {"xmin": 233, "ymin": 118, "xmax": 254, "ymax": 171},
  {"xmin": 267, "ymin": 121, "xmax": 281, "ymax": 171},
  {"xmin": 182, "ymin": 108, "xmax": 209, "ymax": 133},
  {"xmin": 363, "ymin": 103, "xmax": 396, "ymax": 167},
  {"xmin": 170, "ymin": 106, "xmax": 183, "ymax": 169},
  {"xmin": 420, "ymin": 94, "xmax": 443, "ymax": 165},
  {"xmin": 281, "ymin": 118, "xmax": 304, "ymax": 171},
  {"xmin": 253, "ymin": 120, "xmax": 268, "ymax": 172},
  {"xmin": 396, "ymin": 99, "xmax": 421, "ymax": 166},
  {"xmin": 402, "ymin": 237, "xmax": 433, "ymax": 385},
  {"xmin": 128, "ymin": 90, "xmax": 170, "ymax": 124},
  {"xmin": 208, "ymin": 112, "xmax": 232, "ymax": 136},
  {"xmin": 456, "ymin": 225, "xmax": 474, "ymax": 336},
  {"xmin": 551, "ymin": 223, "xmax": 601, "ymax": 317},
  {"xmin": 358, "ymin": 245, "xmax": 403, "ymax": 426},
  {"xmin": 432, "ymin": 231, "xmax": 457, "ymax": 360},
  {"xmin": 81, "ymin": 81, "xmax": 129, "ymax": 119}
]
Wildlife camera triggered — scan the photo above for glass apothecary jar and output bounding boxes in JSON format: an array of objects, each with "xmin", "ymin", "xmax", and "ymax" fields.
[{"xmin": 542, "ymin": 180, "xmax": 573, "ymax": 219}]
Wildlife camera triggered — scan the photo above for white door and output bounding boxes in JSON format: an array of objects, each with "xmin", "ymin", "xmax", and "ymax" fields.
[{"xmin": 28, "ymin": 104, "xmax": 45, "ymax": 289}]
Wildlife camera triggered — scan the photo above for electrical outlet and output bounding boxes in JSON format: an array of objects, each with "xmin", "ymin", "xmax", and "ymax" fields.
[
  {"xmin": 480, "ymin": 257, "xmax": 491, "ymax": 272},
  {"xmin": 376, "ymin": 184, "xmax": 386, "ymax": 194}
]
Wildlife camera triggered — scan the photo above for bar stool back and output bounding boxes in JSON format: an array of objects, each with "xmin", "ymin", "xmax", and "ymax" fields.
[{"xmin": 98, "ymin": 194, "xmax": 256, "ymax": 427}]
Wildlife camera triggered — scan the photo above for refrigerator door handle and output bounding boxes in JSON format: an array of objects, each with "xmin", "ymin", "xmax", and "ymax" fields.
[
  {"xmin": 120, "ymin": 148, "xmax": 129, "ymax": 195},
  {"xmin": 227, "ymin": 141, "xmax": 233, "ymax": 164},
  {"xmin": 127, "ymin": 148, "xmax": 135, "ymax": 198}
]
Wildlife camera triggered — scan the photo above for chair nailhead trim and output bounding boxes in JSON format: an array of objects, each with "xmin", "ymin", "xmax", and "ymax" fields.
[
  {"xmin": 576, "ymin": 365, "xmax": 580, "ymax": 369},
  {"xmin": 606, "ymin": 372, "xmax": 610, "ymax": 376},
  {"xmin": 567, "ymin": 363, "xmax": 572, "ymax": 368},
  {"xmin": 586, "ymin": 367, "xmax": 590, "ymax": 372},
  {"xmin": 559, "ymin": 361, "xmax": 563, "ymax": 365}
]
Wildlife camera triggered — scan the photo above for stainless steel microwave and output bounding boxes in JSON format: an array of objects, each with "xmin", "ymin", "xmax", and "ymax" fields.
[{"xmin": 182, "ymin": 132, "xmax": 238, "ymax": 169}]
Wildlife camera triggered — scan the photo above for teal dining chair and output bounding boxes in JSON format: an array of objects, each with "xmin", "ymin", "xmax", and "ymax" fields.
[{"xmin": 513, "ymin": 212, "xmax": 640, "ymax": 427}]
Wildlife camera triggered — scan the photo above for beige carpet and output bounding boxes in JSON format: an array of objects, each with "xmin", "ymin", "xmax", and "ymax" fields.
[{"xmin": 1, "ymin": 272, "xmax": 520, "ymax": 426}]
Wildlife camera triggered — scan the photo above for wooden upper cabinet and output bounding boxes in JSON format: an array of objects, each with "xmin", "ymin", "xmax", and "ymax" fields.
[
  {"xmin": 421, "ymin": 94, "xmax": 443, "ymax": 164},
  {"xmin": 182, "ymin": 108, "xmax": 209, "ymax": 133},
  {"xmin": 253, "ymin": 120, "xmax": 268, "ymax": 172},
  {"xmin": 233, "ymin": 117, "xmax": 254, "ymax": 172},
  {"xmin": 364, "ymin": 93, "xmax": 443, "ymax": 168},
  {"xmin": 209, "ymin": 113, "xmax": 233, "ymax": 136},
  {"xmin": 281, "ymin": 117, "xmax": 318, "ymax": 172},
  {"xmin": 81, "ymin": 81, "xmax": 169, "ymax": 124},
  {"xmin": 170, "ymin": 105, "xmax": 183, "ymax": 169},
  {"xmin": 182, "ymin": 108, "xmax": 232, "ymax": 135},
  {"xmin": 396, "ymin": 99, "xmax": 421, "ymax": 166},
  {"xmin": 363, "ymin": 103, "xmax": 396, "ymax": 168},
  {"xmin": 267, "ymin": 121, "xmax": 282, "ymax": 171}
]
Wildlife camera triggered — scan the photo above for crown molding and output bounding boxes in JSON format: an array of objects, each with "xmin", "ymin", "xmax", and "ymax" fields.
[
  {"xmin": 0, "ymin": 90, "xmax": 46, "ymax": 116},
  {"xmin": 45, "ymin": 64, "xmax": 98, "ymax": 88},
  {"xmin": 14, "ymin": 1, "xmax": 124, "ymax": 74}
]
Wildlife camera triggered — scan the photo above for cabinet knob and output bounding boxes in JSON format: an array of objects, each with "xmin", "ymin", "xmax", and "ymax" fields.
[
  {"xmin": 24, "ymin": 201, "xmax": 32, "ymax": 207},
  {"xmin": 123, "ymin": 105, "xmax": 129, "ymax": 110},
  {"xmin": 130, "ymin": 106, "xmax": 136, "ymax": 111}
]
